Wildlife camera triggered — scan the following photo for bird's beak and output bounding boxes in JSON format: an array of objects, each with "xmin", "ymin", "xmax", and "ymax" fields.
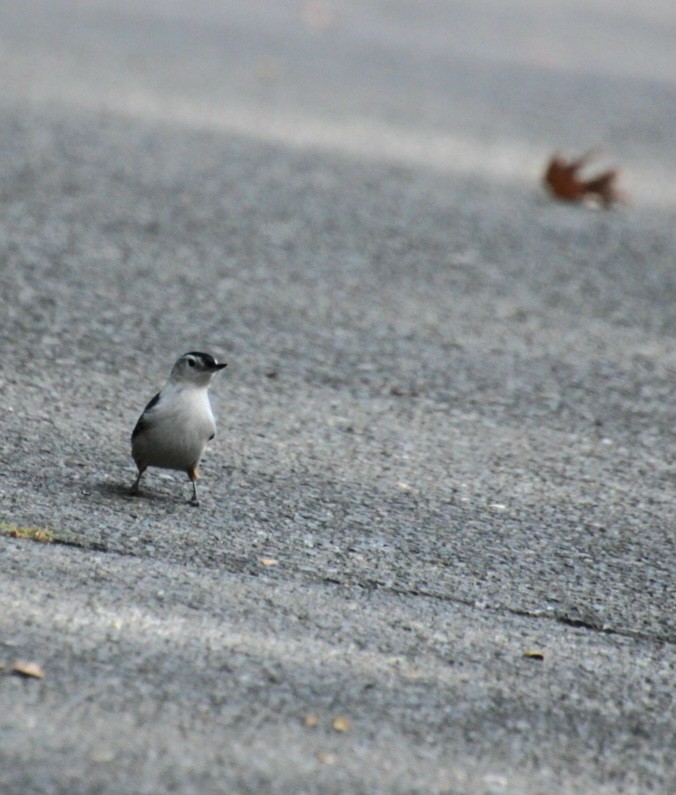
[{"xmin": 211, "ymin": 362, "xmax": 228, "ymax": 371}]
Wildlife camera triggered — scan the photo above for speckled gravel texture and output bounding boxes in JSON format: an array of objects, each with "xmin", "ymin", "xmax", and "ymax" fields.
[{"xmin": 0, "ymin": 2, "xmax": 675, "ymax": 794}]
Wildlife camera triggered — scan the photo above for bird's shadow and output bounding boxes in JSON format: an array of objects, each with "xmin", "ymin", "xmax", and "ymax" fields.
[{"xmin": 93, "ymin": 480, "xmax": 166, "ymax": 503}]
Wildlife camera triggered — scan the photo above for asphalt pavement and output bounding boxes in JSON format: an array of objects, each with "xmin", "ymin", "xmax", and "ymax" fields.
[{"xmin": 0, "ymin": 2, "xmax": 674, "ymax": 793}]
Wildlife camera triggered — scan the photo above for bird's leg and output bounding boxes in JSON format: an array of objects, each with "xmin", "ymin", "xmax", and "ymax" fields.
[
  {"xmin": 187, "ymin": 465, "xmax": 200, "ymax": 507},
  {"xmin": 131, "ymin": 467, "xmax": 146, "ymax": 495}
]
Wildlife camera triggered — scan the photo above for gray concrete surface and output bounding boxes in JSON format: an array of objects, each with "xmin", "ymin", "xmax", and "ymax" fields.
[{"xmin": 0, "ymin": 1, "xmax": 674, "ymax": 793}]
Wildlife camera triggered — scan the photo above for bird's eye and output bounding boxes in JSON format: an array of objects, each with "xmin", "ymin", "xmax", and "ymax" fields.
[{"xmin": 187, "ymin": 358, "xmax": 196, "ymax": 368}]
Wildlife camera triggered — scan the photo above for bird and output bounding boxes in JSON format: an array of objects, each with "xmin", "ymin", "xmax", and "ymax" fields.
[{"xmin": 130, "ymin": 351, "xmax": 227, "ymax": 505}]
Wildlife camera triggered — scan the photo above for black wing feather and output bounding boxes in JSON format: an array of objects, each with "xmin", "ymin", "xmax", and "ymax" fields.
[{"xmin": 131, "ymin": 392, "xmax": 161, "ymax": 440}]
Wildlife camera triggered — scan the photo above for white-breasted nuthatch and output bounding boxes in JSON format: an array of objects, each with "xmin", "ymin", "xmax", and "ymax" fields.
[{"xmin": 131, "ymin": 351, "xmax": 227, "ymax": 506}]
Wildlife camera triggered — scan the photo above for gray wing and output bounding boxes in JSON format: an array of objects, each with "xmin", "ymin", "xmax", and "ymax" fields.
[{"xmin": 131, "ymin": 392, "xmax": 161, "ymax": 440}]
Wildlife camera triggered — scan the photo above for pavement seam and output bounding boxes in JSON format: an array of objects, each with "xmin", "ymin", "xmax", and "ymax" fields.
[{"xmin": 5, "ymin": 531, "xmax": 672, "ymax": 648}]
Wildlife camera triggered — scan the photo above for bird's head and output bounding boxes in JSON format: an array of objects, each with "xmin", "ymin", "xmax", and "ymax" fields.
[{"xmin": 170, "ymin": 351, "xmax": 227, "ymax": 386}]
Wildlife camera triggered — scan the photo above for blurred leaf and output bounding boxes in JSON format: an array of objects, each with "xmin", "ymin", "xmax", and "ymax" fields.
[
  {"xmin": 1, "ymin": 522, "xmax": 54, "ymax": 543},
  {"xmin": 11, "ymin": 660, "xmax": 45, "ymax": 679},
  {"xmin": 523, "ymin": 649, "xmax": 546, "ymax": 660},
  {"xmin": 332, "ymin": 715, "xmax": 350, "ymax": 732},
  {"xmin": 543, "ymin": 151, "xmax": 624, "ymax": 208}
]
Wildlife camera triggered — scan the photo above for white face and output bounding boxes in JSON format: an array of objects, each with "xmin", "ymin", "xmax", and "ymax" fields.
[{"xmin": 170, "ymin": 352, "xmax": 226, "ymax": 385}]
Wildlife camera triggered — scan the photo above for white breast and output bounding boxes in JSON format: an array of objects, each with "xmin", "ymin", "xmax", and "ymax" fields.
[{"xmin": 133, "ymin": 386, "xmax": 217, "ymax": 472}]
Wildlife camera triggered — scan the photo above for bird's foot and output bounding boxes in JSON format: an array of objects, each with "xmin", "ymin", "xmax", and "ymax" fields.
[
  {"xmin": 131, "ymin": 471, "xmax": 145, "ymax": 496},
  {"xmin": 189, "ymin": 498, "xmax": 200, "ymax": 508}
]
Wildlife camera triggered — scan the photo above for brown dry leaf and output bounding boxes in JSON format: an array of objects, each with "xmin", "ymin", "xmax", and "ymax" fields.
[
  {"xmin": 332, "ymin": 715, "xmax": 350, "ymax": 732},
  {"xmin": 523, "ymin": 649, "xmax": 546, "ymax": 660},
  {"xmin": 259, "ymin": 558, "xmax": 278, "ymax": 567},
  {"xmin": 304, "ymin": 714, "xmax": 319, "ymax": 728},
  {"xmin": 543, "ymin": 150, "xmax": 624, "ymax": 208},
  {"xmin": 11, "ymin": 660, "xmax": 45, "ymax": 679}
]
